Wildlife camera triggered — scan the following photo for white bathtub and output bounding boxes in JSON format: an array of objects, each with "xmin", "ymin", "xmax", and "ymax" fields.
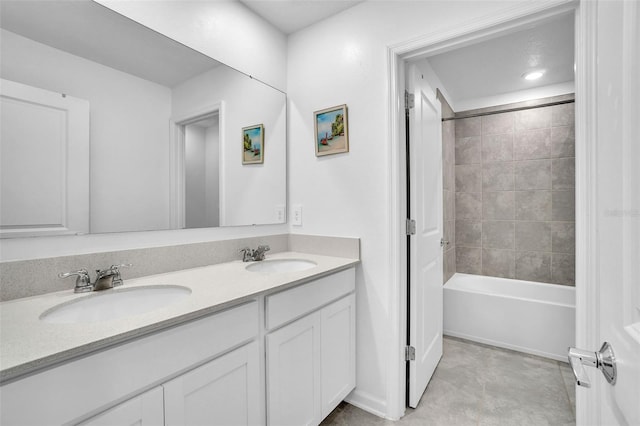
[{"xmin": 443, "ymin": 273, "xmax": 575, "ymax": 361}]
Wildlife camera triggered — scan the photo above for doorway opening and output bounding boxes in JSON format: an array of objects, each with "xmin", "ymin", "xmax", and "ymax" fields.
[
  {"xmin": 170, "ymin": 105, "xmax": 223, "ymax": 229},
  {"xmin": 398, "ymin": 3, "xmax": 578, "ymax": 415},
  {"xmin": 182, "ymin": 113, "xmax": 220, "ymax": 229}
]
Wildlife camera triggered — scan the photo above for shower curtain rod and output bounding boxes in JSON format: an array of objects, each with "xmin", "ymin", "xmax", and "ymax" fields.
[{"xmin": 442, "ymin": 98, "xmax": 575, "ymax": 121}]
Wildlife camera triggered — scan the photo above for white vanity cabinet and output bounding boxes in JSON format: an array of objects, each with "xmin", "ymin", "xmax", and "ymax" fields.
[
  {"xmin": 1, "ymin": 264, "xmax": 357, "ymax": 426},
  {"xmin": 80, "ymin": 341, "xmax": 261, "ymax": 426},
  {"xmin": 79, "ymin": 387, "xmax": 164, "ymax": 426},
  {"xmin": 0, "ymin": 301, "xmax": 261, "ymax": 426},
  {"xmin": 265, "ymin": 268, "xmax": 356, "ymax": 425},
  {"xmin": 163, "ymin": 341, "xmax": 261, "ymax": 426}
]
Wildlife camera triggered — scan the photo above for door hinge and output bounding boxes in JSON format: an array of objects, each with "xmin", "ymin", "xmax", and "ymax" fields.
[
  {"xmin": 405, "ymin": 346, "xmax": 416, "ymax": 361},
  {"xmin": 406, "ymin": 219, "xmax": 416, "ymax": 235},
  {"xmin": 405, "ymin": 91, "xmax": 415, "ymax": 110}
]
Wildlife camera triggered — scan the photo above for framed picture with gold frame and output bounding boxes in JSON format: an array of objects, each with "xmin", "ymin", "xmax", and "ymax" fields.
[
  {"xmin": 314, "ymin": 104, "xmax": 349, "ymax": 157},
  {"xmin": 242, "ymin": 124, "xmax": 264, "ymax": 164}
]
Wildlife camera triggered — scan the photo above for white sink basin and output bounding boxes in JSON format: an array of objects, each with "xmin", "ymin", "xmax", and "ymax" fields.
[
  {"xmin": 40, "ymin": 285, "xmax": 192, "ymax": 324},
  {"xmin": 245, "ymin": 259, "xmax": 317, "ymax": 273}
]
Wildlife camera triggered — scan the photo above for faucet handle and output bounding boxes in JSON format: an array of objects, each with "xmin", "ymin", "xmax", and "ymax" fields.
[
  {"xmin": 239, "ymin": 247, "xmax": 254, "ymax": 262},
  {"xmin": 58, "ymin": 269, "xmax": 92, "ymax": 293},
  {"xmin": 254, "ymin": 245, "xmax": 270, "ymax": 261},
  {"xmin": 109, "ymin": 263, "xmax": 132, "ymax": 287}
]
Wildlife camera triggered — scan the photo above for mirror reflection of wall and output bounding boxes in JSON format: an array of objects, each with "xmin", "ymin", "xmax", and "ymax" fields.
[{"xmin": 0, "ymin": 0, "xmax": 286, "ymax": 238}]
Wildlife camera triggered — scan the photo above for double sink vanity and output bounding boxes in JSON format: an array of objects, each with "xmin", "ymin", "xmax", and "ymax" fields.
[{"xmin": 0, "ymin": 250, "xmax": 359, "ymax": 425}]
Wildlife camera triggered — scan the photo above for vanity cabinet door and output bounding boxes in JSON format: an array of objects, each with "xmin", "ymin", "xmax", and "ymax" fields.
[
  {"xmin": 266, "ymin": 312, "xmax": 322, "ymax": 426},
  {"xmin": 78, "ymin": 386, "xmax": 163, "ymax": 426},
  {"xmin": 163, "ymin": 341, "xmax": 261, "ymax": 426},
  {"xmin": 320, "ymin": 293, "xmax": 356, "ymax": 418},
  {"xmin": 266, "ymin": 292, "xmax": 356, "ymax": 426}
]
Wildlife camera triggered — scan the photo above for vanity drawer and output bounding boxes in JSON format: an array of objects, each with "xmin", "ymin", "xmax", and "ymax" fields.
[{"xmin": 265, "ymin": 268, "xmax": 355, "ymax": 330}]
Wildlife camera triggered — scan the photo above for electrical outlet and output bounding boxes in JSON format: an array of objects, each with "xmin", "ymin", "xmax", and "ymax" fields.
[
  {"xmin": 292, "ymin": 205, "xmax": 302, "ymax": 226},
  {"xmin": 275, "ymin": 205, "xmax": 285, "ymax": 223}
]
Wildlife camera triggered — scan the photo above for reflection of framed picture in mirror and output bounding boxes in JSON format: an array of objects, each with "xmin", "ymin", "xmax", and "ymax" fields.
[
  {"xmin": 242, "ymin": 124, "xmax": 264, "ymax": 164},
  {"xmin": 314, "ymin": 104, "xmax": 349, "ymax": 157}
]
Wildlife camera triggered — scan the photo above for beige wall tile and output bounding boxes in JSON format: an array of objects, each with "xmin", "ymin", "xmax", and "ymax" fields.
[
  {"xmin": 482, "ymin": 249, "xmax": 515, "ymax": 278},
  {"xmin": 483, "ymin": 162, "xmax": 514, "ymax": 191},
  {"xmin": 515, "ymin": 221, "xmax": 551, "ymax": 251},
  {"xmin": 482, "ymin": 221, "xmax": 515, "ymax": 250},
  {"xmin": 456, "ymin": 164, "xmax": 482, "ymax": 193},
  {"xmin": 514, "ymin": 160, "xmax": 551, "ymax": 190},
  {"xmin": 482, "ymin": 133, "xmax": 513, "ymax": 162},
  {"xmin": 515, "ymin": 190, "xmax": 551, "ymax": 221},
  {"xmin": 513, "ymin": 129, "xmax": 551, "ymax": 160},
  {"xmin": 483, "ymin": 192, "xmax": 515, "ymax": 220},
  {"xmin": 515, "ymin": 251, "xmax": 552, "ymax": 282}
]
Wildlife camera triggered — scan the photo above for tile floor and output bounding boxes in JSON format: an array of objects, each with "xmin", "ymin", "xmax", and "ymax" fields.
[{"xmin": 322, "ymin": 337, "xmax": 576, "ymax": 425}]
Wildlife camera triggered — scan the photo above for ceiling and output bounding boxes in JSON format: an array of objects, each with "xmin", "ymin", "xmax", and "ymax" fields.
[
  {"xmin": 239, "ymin": 0, "xmax": 364, "ymax": 34},
  {"xmin": 0, "ymin": 0, "xmax": 221, "ymax": 87},
  {"xmin": 423, "ymin": 13, "xmax": 575, "ymax": 108},
  {"xmin": 1, "ymin": 0, "xmax": 574, "ymax": 103}
]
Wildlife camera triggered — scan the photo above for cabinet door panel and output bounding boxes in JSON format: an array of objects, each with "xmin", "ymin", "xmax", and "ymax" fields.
[
  {"xmin": 79, "ymin": 386, "xmax": 163, "ymax": 426},
  {"xmin": 321, "ymin": 294, "xmax": 356, "ymax": 418},
  {"xmin": 164, "ymin": 341, "xmax": 261, "ymax": 426},
  {"xmin": 266, "ymin": 312, "xmax": 321, "ymax": 426}
]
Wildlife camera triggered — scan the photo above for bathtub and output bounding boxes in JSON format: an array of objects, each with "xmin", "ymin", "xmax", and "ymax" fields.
[{"xmin": 443, "ymin": 273, "xmax": 575, "ymax": 361}]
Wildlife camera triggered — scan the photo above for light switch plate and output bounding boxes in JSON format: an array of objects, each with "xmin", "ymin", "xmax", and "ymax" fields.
[{"xmin": 292, "ymin": 205, "xmax": 302, "ymax": 226}]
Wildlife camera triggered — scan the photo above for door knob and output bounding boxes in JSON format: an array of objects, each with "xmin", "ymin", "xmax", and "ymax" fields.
[{"xmin": 567, "ymin": 342, "xmax": 617, "ymax": 388}]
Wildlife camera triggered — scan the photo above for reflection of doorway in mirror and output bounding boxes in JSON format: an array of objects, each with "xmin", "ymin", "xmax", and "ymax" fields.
[
  {"xmin": 183, "ymin": 113, "xmax": 220, "ymax": 229},
  {"xmin": 170, "ymin": 103, "xmax": 224, "ymax": 230}
]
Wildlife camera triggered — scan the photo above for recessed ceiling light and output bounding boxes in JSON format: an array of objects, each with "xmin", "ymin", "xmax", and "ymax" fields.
[{"xmin": 522, "ymin": 70, "xmax": 545, "ymax": 81}]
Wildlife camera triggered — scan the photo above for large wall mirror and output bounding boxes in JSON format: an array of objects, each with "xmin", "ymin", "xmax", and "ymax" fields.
[{"xmin": 0, "ymin": 0, "xmax": 286, "ymax": 238}]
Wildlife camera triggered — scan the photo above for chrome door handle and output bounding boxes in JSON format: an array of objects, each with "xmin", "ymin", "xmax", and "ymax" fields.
[{"xmin": 567, "ymin": 342, "xmax": 617, "ymax": 388}]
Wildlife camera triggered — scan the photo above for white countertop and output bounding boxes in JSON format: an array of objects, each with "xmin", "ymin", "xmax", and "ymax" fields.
[{"xmin": 0, "ymin": 252, "xmax": 359, "ymax": 382}]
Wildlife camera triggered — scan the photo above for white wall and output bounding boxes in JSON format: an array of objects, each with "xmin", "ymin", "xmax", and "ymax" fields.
[
  {"xmin": 185, "ymin": 125, "xmax": 207, "ymax": 228},
  {"xmin": 172, "ymin": 66, "xmax": 286, "ymax": 226},
  {"xmin": 96, "ymin": 0, "xmax": 287, "ymax": 91},
  {"xmin": 0, "ymin": 29, "xmax": 172, "ymax": 234},
  {"xmin": 286, "ymin": 0, "xmax": 568, "ymax": 418}
]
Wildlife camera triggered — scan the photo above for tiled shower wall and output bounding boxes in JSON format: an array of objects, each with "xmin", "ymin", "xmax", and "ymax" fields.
[
  {"xmin": 439, "ymin": 91, "xmax": 456, "ymax": 283},
  {"xmin": 454, "ymin": 99, "xmax": 575, "ymax": 285}
]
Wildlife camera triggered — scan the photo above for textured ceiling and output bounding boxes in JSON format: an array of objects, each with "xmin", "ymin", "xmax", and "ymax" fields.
[
  {"xmin": 0, "ymin": 0, "xmax": 221, "ymax": 87},
  {"xmin": 239, "ymin": 0, "xmax": 364, "ymax": 34},
  {"xmin": 425, "ymin": 13, "xmax": 575, "ymax": 106}
]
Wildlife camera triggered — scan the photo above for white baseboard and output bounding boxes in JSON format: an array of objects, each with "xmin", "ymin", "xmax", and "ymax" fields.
[{"xmin": 344, "ymin": 388, "xmax": 388, "ymax": 419}]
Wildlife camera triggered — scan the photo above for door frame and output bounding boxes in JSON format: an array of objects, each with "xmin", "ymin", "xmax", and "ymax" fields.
[
  {"xmin": 385, "ymin": 0, "xmax": 594, "ymax": 421},
  {"xmin": 169, "ymin": 102, "xmax": 224, "ymax": 229}
]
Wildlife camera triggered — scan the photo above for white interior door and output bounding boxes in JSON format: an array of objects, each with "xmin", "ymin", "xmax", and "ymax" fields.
[
  {"xmin": 575, "ymin": 1, "xmax": 640, "ymax": 424},
  {"xmin": 0, "ymin": 79, "xmax": 89, "ymax": 237},
  {"xmin": 407, "ymin": 64, "xmax": 443, "ymax": 408}
]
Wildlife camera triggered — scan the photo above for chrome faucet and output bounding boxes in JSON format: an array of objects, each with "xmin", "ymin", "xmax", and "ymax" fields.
[
  {"xmin": 239, "ymin": 245, "xmax": 270, "ymax": 262},
  {"xmin": 59, "ymin": 264, "xmax": 132, "ymax": 293},
  {"xmin": 94, "ymin": 264, "xmax": 131, "ymax": 291},
  {"xmin": 58, "ymin": 269, "xmax": 92, "ymax": 293}
]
